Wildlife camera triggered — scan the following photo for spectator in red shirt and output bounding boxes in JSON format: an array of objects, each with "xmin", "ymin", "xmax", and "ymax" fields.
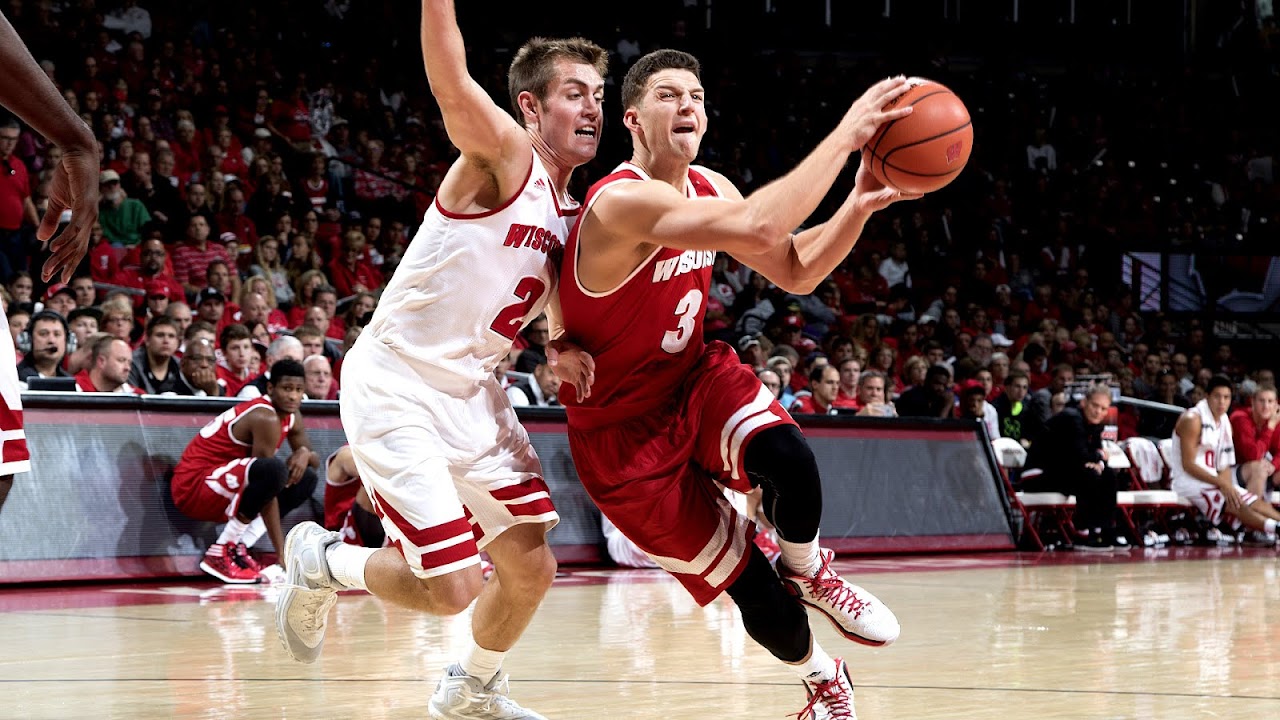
[
  {"xmin": 0, "ymin": 117, "xmax": 37, "ymax": 277},
  {"xmin": 327, "ymin": 230, "xmax": 383, "ymax": 298},
  {"xmin": 311, "ymin": 285, "xmax": 346, "ymax": 341},
  {"xmin": 1231, "ymin": 384, "xmax": 1280, "ymax": 499},
  {"xmin": 790, "ymin": 365, "xmax": 839, "ymax": 416},
  {"xmin": 75, "ymin": 335, "xmax": 142, "ymax": 394},
  {"xmin": 113, "ymin": 237, "xmax": 184, "ymax": 309},
  {"xmin": 216, "ymin": 323, "xmax": 257, "ymax": 396},
  {"xmin": 832, "ymin": 357, "xmax": 861, "ymax": 409},
  {"xmin": 172, "ymin": 215, "xmax": 233, "ymax": 295}
]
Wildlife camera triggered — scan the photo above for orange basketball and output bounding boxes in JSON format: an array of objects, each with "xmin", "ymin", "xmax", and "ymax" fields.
[{"xmin": 864, "ymin": 78, "xmax": 973, "ymax": 194}]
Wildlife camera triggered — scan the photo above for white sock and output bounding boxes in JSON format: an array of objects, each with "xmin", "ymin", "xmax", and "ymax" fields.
[
  {"xmin": 215, "ymin": 517, "xmax": 249, "ymax": 546},
  {"xmin": 790, "ymin": 640, "xmax": 836, "ymax": 682},
  {"xmin": 778, "ymin": 537, "xmax": 822, "ymax": 577},
  {"xmin": 1265, "ymin": 518, "xmax": 1277, "ymax": 535},
  {"xmin": 460, "ymin": 643, "xmax": 505, "ymax": 685},
  {"xmin": 325, "ymin": 543, "xmax": 377, "ymax": 590},
  {"xmin": 240, "ymin": 517, "xmax": 267, "ymax": 548}
]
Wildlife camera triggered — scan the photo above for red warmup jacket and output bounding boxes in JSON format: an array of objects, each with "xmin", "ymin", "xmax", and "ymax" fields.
[{"xmin": 1229, "ymin": 408, "xmax": 1280, "ymax": 474}]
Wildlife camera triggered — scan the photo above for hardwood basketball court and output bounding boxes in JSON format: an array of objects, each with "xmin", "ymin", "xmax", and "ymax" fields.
[{"xmin": 3, "ymin": 549, "xmax": 1278, "ymax": 719}]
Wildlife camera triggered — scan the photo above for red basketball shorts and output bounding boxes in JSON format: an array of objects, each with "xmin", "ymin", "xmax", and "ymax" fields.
[
  {"xmin": 171, "ymin": 457, "xmax": 257, "ymax": 522},
  {"xmin": 568, "ymin": 342, "xmax": 797, "ymax": 605}
]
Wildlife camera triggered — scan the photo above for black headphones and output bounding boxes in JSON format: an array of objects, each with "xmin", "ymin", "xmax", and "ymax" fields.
[{"xmin": 27, "ymin": 310, "xmax": 72, "ymax": 349}]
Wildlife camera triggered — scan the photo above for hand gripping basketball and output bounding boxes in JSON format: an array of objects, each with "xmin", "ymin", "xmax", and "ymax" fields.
[{"xmin": 840, "ymin": 76, "xmax": 915, "ymax": 153}]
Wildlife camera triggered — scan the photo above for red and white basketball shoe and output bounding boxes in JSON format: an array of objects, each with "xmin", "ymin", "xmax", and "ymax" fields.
[
  {"xmin": 200, "ymin": 543, "xmax": 263, "ymax": 584},
  {"xmin": 797, "ymin": 657, "xmax": 857, "ymax": 719},
  {"xmin": 779, "ymin": 549, "xmax": 899, "ymax": 646}
]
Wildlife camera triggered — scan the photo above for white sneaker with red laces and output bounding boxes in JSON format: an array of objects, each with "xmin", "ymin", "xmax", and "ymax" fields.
[
  {"xmin": 798, "ymin": 657, "xmax": 857, "ymax": 720},
  {"xmin": 780, "ymin": 549, "xmax": 900, "ymax": 646},
  {"xmin": 199, "ymin": 543, "xmax": 263, "ymax": 584}
]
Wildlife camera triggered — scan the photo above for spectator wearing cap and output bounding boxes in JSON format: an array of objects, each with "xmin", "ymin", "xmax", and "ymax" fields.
[
  {"xmin": 790, "ymin": 365, "xmax": 840, "ymax": 416},
  {"xmin": 738, "ymin": 334, "xmax": 766, "ymax": 371},
  {"xmin": 127, "ymin": 316, "xmax": 183, "ymax": 394},
  {"xmin": 172, "ymin": 215, "xmax": 233, "ymax": 296},
  {"xmin": 16, "ymin": 311, "xmax": 71, "ymax": 385},
  {"xmin": 957, "ymin": 378, "xmax": 1000, "ymax": 439},
  {"xmin": 75, "ymin": 335, "xmax": 143, "ymax": 394},
  {"xmin": 193, "ymin": 287, "xmax": 230, "ymax": 334},
  {"xmin": 113, "ymin": 237, "xmax": 184, "ymax": 310},
  {"xmin": 42, "ymin": 283, "xmax": 77, "ymax": 318},
  {"xmin": 97, "ymin": 169, "xmax": 151, "ymax": 247},
  {"xmin": 328, "ymin": 230, "xmax": 383, "ymax": 298},
  {"xmin": 897, "ymin": 364, "xmax": 956, "ymax": 419}
]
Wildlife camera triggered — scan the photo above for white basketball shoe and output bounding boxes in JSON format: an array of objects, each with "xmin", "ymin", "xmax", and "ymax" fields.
[
  {"xmin": 798, "ymin": 657, "xmax": 858, "ymax": 719},
  {"xmin": 428, "ymin": 664, "xmax": 548, "ymax": 720},
  {"xmin": 275, "ymin": 521, "xmax": 341, "ymax": 663},
  {"xmin": 779, "ymin": 548, "xmax": 900, "ymax": 646}
]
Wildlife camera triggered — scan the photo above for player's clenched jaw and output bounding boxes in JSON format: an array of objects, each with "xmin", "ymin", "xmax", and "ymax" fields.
[{"xmin": 521, "ymin": 60, "xmax": 605, "ymax": 169}]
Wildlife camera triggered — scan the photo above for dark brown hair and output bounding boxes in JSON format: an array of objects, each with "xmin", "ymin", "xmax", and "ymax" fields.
[
  {"xmin": 508, "ymin": 37, "xmax": 609, "ymax": 127},
  {"xmin": 621, "ymin": 49, "xmax": 701, "ymax": 109}
]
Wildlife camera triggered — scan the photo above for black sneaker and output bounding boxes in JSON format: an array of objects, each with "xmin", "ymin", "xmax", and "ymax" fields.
[
  {"xmin": 1109, "ymin": 534, "xmax": 1133, "ymax": 552},
  {"xmin": 1072, "ymin": 534, "xmax": 1113, "ymax": 552}
]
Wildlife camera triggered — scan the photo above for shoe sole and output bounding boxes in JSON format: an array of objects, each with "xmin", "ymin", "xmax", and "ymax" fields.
[
  {"xmin": 274, "ymin": 522, "xmax": 333, "ymax": 664},
  {"xmin": 199, "ymin": 559, "xmax": 261, "ymax": 584}
]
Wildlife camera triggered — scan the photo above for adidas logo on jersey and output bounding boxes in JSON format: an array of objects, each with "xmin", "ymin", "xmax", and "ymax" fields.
[
  {"xmin": 533, "ymin": 178, "xmax": 547, "ymax": 190},
  {"xmin": 652, "ymin": 250, "xmax": 715, "ymax": 283},
  {"xmin": 502, "ymin": 223, "xmax": 562, "ymax": 255}
]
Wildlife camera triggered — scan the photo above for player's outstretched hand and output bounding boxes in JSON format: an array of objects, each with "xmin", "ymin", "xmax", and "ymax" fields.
[
  {"xmin": 852, "ymin": 151, "xmax": 922, "ymax": 213},
  {"xmin": 841, "ymin": 76, "xmax": 914, "ymax": 152},
  {"xmin": 546, "ymin": 339, "xmax": 596, "ymax": 403},
  {"xmin": 39, "ymin": 145, "xmax": 99, "ymax": 283}
]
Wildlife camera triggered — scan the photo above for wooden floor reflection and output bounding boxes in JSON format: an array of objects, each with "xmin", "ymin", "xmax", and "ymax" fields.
[{"xmin": 3, "ymin": 549, "xmax": 1279, "ymax": 719}]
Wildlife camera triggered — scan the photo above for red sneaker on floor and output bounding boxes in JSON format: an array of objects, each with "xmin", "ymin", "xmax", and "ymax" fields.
[{"xmin": 200, "ymin": 543, "xmax": 263, "ymax": 584}]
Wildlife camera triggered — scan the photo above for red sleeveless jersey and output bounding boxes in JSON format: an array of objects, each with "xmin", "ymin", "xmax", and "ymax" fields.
[
  {"xmin": 173, "ymin": 397, "xmax": 294, "ymax": 479},
  {"xmin": 560, "ymin": 162, "xmax": 723, "ymax": 428}
]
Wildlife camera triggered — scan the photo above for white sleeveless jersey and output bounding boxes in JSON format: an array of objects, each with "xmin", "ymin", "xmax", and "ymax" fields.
[
  {"xmin": 1168, "ymin": 399, "xmax": 1235, "ymax": 482},
  {"xmin": 362, "ymin": 149, "xmax": 578, "ymax": 384}
]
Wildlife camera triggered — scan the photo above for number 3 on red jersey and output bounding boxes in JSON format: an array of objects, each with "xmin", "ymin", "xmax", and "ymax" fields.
[
  {"xmin": 490, "ymin": 276, "xmax": 548, "ymax": 340},
  {"xmin": 662, "ymin": 289, "xmax": 703, "ymax": 354}
]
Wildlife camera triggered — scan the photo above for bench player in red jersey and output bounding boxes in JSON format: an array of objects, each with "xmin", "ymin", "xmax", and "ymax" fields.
[
  {"xmin": 559, "ymin": 50, "xmax": 919, "ymax": 719},
  {"xmin": 170, "ymin": 359, "xmax": 319, "ymax": 583},
  {"xmin": 0, "ymin": 11, "xmax": 99, "ymax": 514},
  {"xmin": 274, "ymin": 2, "xmax": 600, "ymax": 718},
  {"xmin": 322, "ymin": 445, "xmax": 384, "ymax": 548}
]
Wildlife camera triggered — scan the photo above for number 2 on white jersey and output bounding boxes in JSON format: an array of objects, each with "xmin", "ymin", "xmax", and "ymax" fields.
[
  {"xmin": 490, "ymin": 276, "xmax": 547, "ymax": 340},
  {"xmin": 661, "ymin": 289, "xmax": 703, "ymax": 354}
]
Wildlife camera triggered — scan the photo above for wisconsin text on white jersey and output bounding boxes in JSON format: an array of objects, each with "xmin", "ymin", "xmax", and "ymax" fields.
[{"xmin": 502, "ymin": 223, "xmax": 562, "ymax": 255}]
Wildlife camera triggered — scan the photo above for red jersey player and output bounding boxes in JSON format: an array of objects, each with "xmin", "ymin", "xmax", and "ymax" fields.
[
  {"xmin": 322, "ymin": 445, "xmax": 384, "ymax": 548},
  {"xmin": 559, "ymin": 50, "xmax": 917, "ymax": 719},
  {"xmin": 171, "ymin": 359, "xmax": 319, "ymax": 582},
  {"xmin": 0, "ymin": 10, "xmax": 99, "ymax": 515}
]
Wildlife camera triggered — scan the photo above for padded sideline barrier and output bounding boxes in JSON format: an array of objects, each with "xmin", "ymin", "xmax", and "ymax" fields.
[{"xmin": 0, "ymin": 395, "xmax": 1014, "ymax": 584}]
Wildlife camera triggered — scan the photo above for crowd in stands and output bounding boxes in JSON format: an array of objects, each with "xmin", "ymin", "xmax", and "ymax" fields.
[{"xmin": 0, "ymin": 2, "xmax": 1278, "ymax": 436}]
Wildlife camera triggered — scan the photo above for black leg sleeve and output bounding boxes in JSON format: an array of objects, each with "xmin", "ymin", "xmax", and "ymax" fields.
[
  {"xmin": 743, "ymin": 425, "xmax": 823, "ymax": 543},
  {"xmin": 725, "ymin": 546, "xmax": 812, "ymax": 663},
  {"xmin": 236, "ymin": 457, "xmax": 287, "ymax": 520}
]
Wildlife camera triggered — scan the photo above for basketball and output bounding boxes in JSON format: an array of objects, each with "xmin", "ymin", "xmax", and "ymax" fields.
[{"xmin": 864, "ymin": 78, "xmax": 973, "ymax": 194}]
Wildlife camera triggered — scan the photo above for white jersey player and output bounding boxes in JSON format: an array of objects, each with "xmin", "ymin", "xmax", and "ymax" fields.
[
  {"xmin": 1170, "ymin": 375, "xmax": 1280, "ymax": 536},
  {"xmin": 275, "ymin": 3, "xmax": 607, "ymax": 719}
]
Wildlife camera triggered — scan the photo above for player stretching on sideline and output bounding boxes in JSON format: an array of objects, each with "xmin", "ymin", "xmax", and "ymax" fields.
[
  {"xmin": 275, "ymin": 2, "xmax": 602, "ymax": 718},
  {"xmin": 559, "ymin": 50, "xmax": 917, "ymax": 719},
  {"xmin": 0, "ymin": 11, "xmax": 99, "ymax": 515}
]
